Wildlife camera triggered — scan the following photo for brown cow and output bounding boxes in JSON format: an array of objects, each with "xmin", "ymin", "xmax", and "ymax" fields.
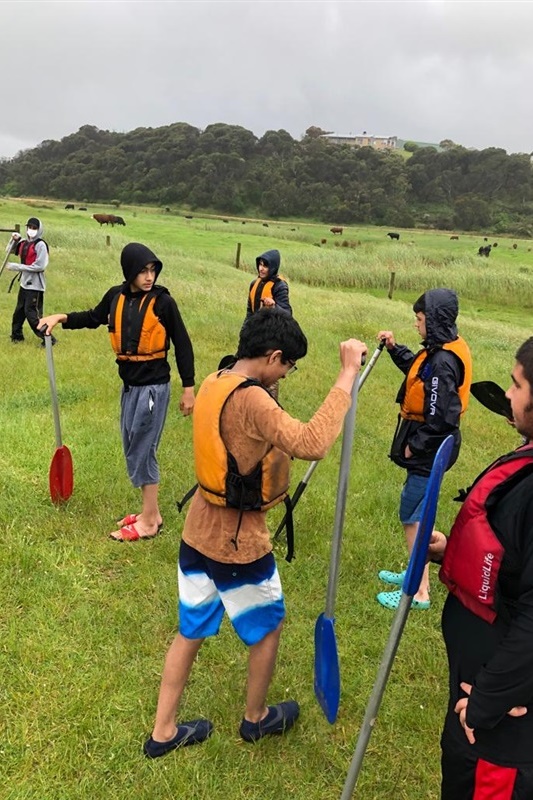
[
  {"xmin": 330, "ymin": 226, "xmax": 343, "ymax": 235},
  {"xmin": 92, "ymin": 213, "xmax": 115, "ymax": 226},
  {"xmin": 91, "ymin": 213, "xmax": 125, "ymax": 227},
  {"xmin": 450, "ymin": 235, "xmax": 459, "ymax": 240}
]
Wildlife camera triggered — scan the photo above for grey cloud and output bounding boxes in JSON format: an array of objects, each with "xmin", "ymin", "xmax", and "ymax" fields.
[{"xmin": 1, "ymin": 0, "xmax": 532, "ymax": 160}]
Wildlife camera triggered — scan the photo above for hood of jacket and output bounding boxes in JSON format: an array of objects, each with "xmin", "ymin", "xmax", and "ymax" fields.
[
  {"xmin": 120, "ymin": 242, "xmax": 162, "ymax": 283},
  {"xmin": 26, "ymin": 217, "xmax": 44, "ymax": 239},
  {"xmin": 422, "ymin": 288, "xmax": 458, "ymax": 347},
  {"xmin": 256, "ymin": 249, "xmax": 280, "ymax": 279}
]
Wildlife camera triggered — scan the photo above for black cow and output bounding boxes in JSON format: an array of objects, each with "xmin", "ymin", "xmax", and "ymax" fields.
[
  {"xmin": 78, "ymin": 207, "xmax": 87, "ymax": 211},
  {"xmin": 478, "ymin": 245, "xmax": 491, "ymax": 257},
  {"xmin": 184, "ymin": 215, "xmax": 193, "ymax": 220},
  {"xmin": 113, "ymin": 216, "xmax": 126, "ymax": 226},
  {"xmin": 387, "ymin": 232, "xmax": 400, "ymax": 240},
  {"xmin": 65, "ymin": 204, "xmax": 74, "ymax": 210},
  {"xmin": 450, "ymin": 235, "xmax": 459, "ymax": 240}
]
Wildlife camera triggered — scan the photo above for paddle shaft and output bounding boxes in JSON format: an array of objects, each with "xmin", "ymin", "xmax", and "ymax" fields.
[
  {"xmin": 340, "ymin": 595, "xmax": 411, "ymax": 800},
  {"xmin": 340, "ymin": 436, "xmax": 454, "ymax": 797},
  {"xmin": 324, "ymin": 370, "xmax": 361, "ymax": 618},
  {"xmin": 45, "ymin": 334, "xmax": 63, "ymax": 448},
  {"xmin": 0, "ymin": 239, "xmax": 14, "ymax": 278}
]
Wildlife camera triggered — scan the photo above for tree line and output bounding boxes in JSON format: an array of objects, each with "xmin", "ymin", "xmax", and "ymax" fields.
[{"xmin": 1, "ymin": 122, "xmax": 532, "ymax": 234}]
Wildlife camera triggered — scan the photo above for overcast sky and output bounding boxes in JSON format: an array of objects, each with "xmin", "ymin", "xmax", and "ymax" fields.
[{"xmin": 1, "ymin": 0, "xmax": 532, "ymax": 160}]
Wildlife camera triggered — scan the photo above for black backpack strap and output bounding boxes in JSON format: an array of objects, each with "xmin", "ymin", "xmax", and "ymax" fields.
[
  {"xmin": 284, "ymin": 495, "xmax": 294, "ymax": 563},
  {"xmin": 176, "ymin": 483, "xmax": 198, "ymax": 513}
]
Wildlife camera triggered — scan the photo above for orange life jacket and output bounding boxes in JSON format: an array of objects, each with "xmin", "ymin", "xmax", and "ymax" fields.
[
  {"xmin": 108, "ymin": 291, "xmax": 167, "ymax": 362},
  {"xmin": 193, "ymin": 371, "xmax": 290, "ymax": 511},
  {"xmin": 249, "ymin": 276, "xmax": 286, "ymax": 313},
  {"xmin": 400, "ymin": 337, "xmax": 472, "ymax": 422}
]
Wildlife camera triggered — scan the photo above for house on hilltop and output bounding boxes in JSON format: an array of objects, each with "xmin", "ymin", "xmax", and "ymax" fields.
[
  {"xmin": 321, "ymin": 131, "xmax": 442, "ymax": 152},
  {"xmin": 321, "ymin": 131, "xmax": 398, "ymax": 150}
]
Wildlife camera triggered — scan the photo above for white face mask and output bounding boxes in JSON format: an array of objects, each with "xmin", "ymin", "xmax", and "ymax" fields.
[{"xmin": 26, "ymin": 228, "xmax": 38, "ymax": 238}]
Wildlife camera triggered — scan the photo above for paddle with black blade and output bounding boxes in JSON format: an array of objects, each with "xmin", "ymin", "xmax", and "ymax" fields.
[
  {"xmin": 471, "ymin": 380, "xmax": 513, "ymax": 421},
  {"xmin": 43, "ymin": 332, "xmax": 74, "ymax": 503},
  {"xmin": 274, "ymin": 341, "xmax": 385, "ymax": 542},
  {"xmin": 340, "ymin": 435, "xmax": 454, "ymax": 799},
  {"xmin": 314, "ymin": 351, "xmax": 367, "ymax": 724}
]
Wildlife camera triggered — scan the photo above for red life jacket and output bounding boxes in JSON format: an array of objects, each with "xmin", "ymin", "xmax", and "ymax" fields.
[
  {"xmin": 439, "ymin": 445, "xmax": 533, "ymax": 622},
  {"xmin": 17, "ymin": 238, "xmax": 48, "ymax": 265}
]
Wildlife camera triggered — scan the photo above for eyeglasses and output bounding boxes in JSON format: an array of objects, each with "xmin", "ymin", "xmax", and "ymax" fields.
[{"xmin": 286, "ymin": 359, "xmax": 298, "ymax": 375}]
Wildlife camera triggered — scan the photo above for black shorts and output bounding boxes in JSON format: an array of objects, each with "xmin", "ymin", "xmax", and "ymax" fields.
[{"xmin": 441, "ymin": 731, "xmax": 533, "ymax": 799}]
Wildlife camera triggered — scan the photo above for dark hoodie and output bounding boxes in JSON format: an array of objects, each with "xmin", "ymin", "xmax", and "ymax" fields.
[
  {"xmin": 62, "ymin": 242, "xmax": 194, "ymax": 388},
  {"xmin": 246, "ymin": 249, "xmax": 292, "ymax": 318},
  {"xmin": 388, "ymin": 288, "xmax": 471, "ymax": 475}
]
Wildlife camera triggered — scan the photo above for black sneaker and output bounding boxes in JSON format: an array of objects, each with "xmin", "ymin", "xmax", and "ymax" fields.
[
  {"xmin": 143, "ymin": 718, "xmax": 213, "ymax": 758},
  {"xmin": 239, "ymin": 700, "xmax": 300, "ymax": 743}
]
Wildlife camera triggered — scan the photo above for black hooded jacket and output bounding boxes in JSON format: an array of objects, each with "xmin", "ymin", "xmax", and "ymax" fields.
[
  {"xmin": 246, "ymin": 249, "xmax": 292, "ymax": 317},
  {"xmin": 62, "ymin": 243, "xmax": 194, "ymax": 388},
  {"xmin": 388, "ymin": 288, "xmax": 470, "ymax": 476}
]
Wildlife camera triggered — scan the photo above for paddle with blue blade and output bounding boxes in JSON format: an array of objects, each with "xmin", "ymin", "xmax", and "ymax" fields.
[
  {"xmin": 274, "ymin": 341, "xmax": 385, "ymax": 543},
  {"xmin": 340, "ymin": 434, "xmax": 454, "ymax": 799},
  {"xmin": 314, "ymin": 354, "xmax": 368, "ymax": 724}
]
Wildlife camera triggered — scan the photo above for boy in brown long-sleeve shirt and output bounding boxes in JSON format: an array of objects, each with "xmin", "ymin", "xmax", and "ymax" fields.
[{"xmin": 143, "ymin": 308, "xmax": 367, "ymax": 758}]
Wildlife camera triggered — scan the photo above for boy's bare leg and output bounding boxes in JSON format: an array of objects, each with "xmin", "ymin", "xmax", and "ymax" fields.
[
  {"xmin": 404, "ymin": 522, "xmax": 435, "ymax": 603},
  {"xmin": 243, "ymin": 622, "xmax": 283, "ymax": 722},
  {"xmin": 151, "ymin": 633, "xmax": 204, "ymax": 741}
]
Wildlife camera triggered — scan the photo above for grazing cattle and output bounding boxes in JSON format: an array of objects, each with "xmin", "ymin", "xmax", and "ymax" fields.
[
  {"xmin": 484, "ymin": 237, "xmax": 488, "ymax": 242},
  {"xmin": 450, "ymin": 235, "xmax": 459, "ymax": 240},
  {"xmin": 242, "ymin": 221, "xmax": 246, "ymax": 225},
  {"xmin": 222, "ymin": 219, "xmax": 229, "ymax": 223},
  {"xmin": 65, "ymin": 204, "xmax": 75, "ymax": 210},
  {"xmin": 78, "ymin": 207, "xmax": 87, "ymax": 211},
  {"xmin": 493, "ymin": 242, "xmax": 498, "ymax": 248},
  {"xmin": 478, "ymin": 245, "xmax": 491, "ymax": 257},
  {"xmin": 513, "ymin": 243, "xmax": 518, "ymax": 250},
  {"xmin": 321, "ymin": 238, "xmax": 327, "ymax": 244},
  {"xmin": 262, "ymin": 223, "xmax": 269, "ymax": 227},
  {"xmin": 387, "ymin": 232, "xmax": 400, "ymax": 240},
  {"xmin": 330, "ymin": 226, "xmax": 343, "ymax": 235},
  {"xmin": 184, "ymin": 215, "xmax": 193, "ymax": 219},
  {"xmin": 91, "ymin": 213, "xmax": 124, "ymax": 227}
]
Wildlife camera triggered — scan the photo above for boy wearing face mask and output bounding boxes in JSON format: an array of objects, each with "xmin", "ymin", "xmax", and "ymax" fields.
[{"xmin": 6, "ymin": 217, "xmax": 54, "ymax": 345}]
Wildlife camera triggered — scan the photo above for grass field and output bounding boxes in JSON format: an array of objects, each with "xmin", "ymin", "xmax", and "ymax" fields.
[{"xmin": 0, "ymin": 197, "xmax": 529, "ymax": 799}]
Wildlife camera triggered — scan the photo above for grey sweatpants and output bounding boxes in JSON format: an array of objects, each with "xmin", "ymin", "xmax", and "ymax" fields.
[{"xmin": 120, "ymin": 383, "xmax": 170, "ymax": 488}]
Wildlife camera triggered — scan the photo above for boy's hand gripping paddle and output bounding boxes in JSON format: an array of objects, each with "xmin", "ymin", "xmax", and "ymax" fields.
[{"xmin": 274, "ymin": 341, "xmax": 385, "ymax": 542}]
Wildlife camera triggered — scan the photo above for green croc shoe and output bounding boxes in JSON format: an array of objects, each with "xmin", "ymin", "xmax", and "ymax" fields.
[
  {"xmin": 376, "ymin": 590, "xmax": 430, "ymax": 610},
  {"xmin": 377, "ymin": 569, "xmax": 406, "ymax": 586}
]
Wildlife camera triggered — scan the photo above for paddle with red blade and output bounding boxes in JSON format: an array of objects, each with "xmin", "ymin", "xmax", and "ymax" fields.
[{"xmin": 44, "ymin": 333, "xmax": 73, "ymax": 503}]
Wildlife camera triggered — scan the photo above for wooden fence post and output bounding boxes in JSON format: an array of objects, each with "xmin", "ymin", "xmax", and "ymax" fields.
[
  {"xmin": 388, "ymin": 271, "xmax": 396, "ymax": 300},
  {"xmin": 106, "ymin": 235, "xmax": 111, "ymax": 247},
  {"xmin": 235, "ymin": 242, "xmax": 241, "ymax": 269}
]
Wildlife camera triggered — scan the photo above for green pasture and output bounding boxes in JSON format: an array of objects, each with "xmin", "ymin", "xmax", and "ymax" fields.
[{"xmin": 0, "ymin": 197, "xmax": 530, "ymax": 799}]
